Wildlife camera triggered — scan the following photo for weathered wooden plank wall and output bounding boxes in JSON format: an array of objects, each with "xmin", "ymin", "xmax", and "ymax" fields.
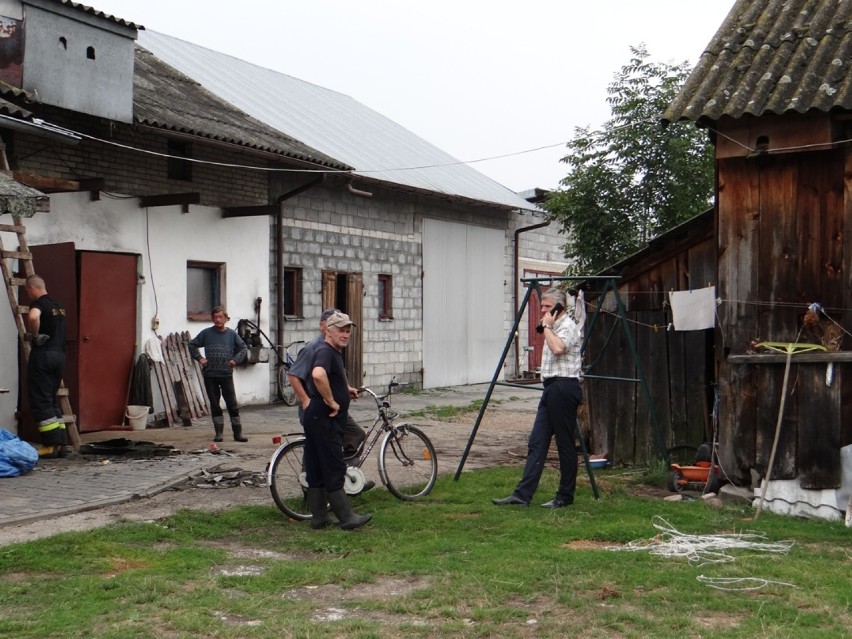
[
  {"xmin": 583, "ymin": 214, "xmax": 715, "ymax": 465},
  {"xmin": 718, "ymin": 146, "xmax": 851, "ymax": 487},
  {"xmin": 718, "ymin": 154, "xmax": 760, "ymax": 483},
  {"xmin": 587, "ymin": 119, "xmax": 852, "ymax": 486}
]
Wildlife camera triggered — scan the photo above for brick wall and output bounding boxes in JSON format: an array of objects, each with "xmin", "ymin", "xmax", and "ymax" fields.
[
  {"xmin": 7, "ymin": 107, "xmax": 270, "ymax": 208},
  {"xmin": 270, "ymin": 174, "xmax": 521, "ymax": 389}
]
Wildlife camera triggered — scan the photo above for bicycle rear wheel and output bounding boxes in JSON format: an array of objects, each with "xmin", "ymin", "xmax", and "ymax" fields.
[
  {"xmin": 379, "ymin": 423, "xmax": 437, "ymax": 500},
  {"xmin": 277, "ymin": 366, "xmax": 297, "ymax": 406},
  {"xmin": 268, "ymin": 440, "xmax": 310, "ymax": 519}
]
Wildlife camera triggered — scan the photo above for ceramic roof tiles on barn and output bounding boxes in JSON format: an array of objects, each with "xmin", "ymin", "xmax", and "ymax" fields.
[
  {"xmin": 133, "ymin": 46, "xmax": 347, "ymax": 170},
  {"xmin": 663, "ymin": 0, "xmax": 852, "ymax": 124},
  {"xmin": 137, "ymin": 30, "xmax": 535, "ymax": 212}
]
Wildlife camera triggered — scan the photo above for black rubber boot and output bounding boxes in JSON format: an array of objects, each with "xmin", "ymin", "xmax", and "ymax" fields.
[
  {"xmin": 307, "ymin": 488, "xmax": 334, "ymax": 530},
  {"xmin": 327, "ymin": 489, "xmax": 372, "ymax": 530},
  {"xmin": 212, "ymin": 417, "xmax": 224, "ymax": 442},
  {"xmin": 231, "ymin": 417, "xmax": 247, "ymax": 442}
]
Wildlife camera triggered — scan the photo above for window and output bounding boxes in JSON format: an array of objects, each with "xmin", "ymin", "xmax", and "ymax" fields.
[
  {"xmin": 168, "ymin": 140, "xmax": 193, "ymax": 182},
  {"xmin": 282, "ymin": 267, "xmax": 302, "ymax": 318},
  {"xmin": 378, "ymin": 274, "xmax": 393, "ymax": 319},
  {"xmin": 187, "ymin": 261, "xmax": 225, "ymax": 320}
]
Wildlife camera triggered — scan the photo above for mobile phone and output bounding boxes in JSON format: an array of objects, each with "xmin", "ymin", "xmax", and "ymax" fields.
[{"xmin": 551, "ymin": 303, "xmax": 565, "ymax": 316}]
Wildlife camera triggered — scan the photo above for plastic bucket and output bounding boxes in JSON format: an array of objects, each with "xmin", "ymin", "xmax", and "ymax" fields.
[{"xmin": 126, "ymin": 405, "xmax": 150, "ymax": 430}]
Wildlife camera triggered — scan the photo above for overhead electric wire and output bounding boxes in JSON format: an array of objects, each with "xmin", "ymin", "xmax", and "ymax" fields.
[{"xmin": 41, "ymin": 117, "xmax": 851, "ymax": 178}]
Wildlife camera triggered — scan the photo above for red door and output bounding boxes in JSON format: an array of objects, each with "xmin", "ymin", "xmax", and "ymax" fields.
[
  {"xmin": 77, "ymin": 252, "xmax": 138, "ymax": 431},
  {"xmin": 527, "ymin": 286, "xmax": 544, "ymax": 373},
  {"xmin": 25, "ymin": 247, "xmax": 138, "ymax": 434}
]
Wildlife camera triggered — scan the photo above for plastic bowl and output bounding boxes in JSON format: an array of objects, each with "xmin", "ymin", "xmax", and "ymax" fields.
[{"xmin": 587, "ymin": 458, "xmax": 609, "ymax": 469}]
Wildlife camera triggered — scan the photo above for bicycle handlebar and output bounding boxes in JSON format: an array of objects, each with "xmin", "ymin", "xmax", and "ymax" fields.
[{"xmin": 358, "ymin": 378, "xmax": 405, "ymax": 406}]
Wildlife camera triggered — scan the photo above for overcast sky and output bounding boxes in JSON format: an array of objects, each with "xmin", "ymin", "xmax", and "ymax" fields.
[{"xmin": 92, "ymin": 1, "xmax": 734, "ymax": 193}]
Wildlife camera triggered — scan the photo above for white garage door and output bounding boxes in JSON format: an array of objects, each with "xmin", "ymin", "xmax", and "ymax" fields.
[{"xmin": 422, "ymin": 218, "xmax": 505, "ymax": 388}]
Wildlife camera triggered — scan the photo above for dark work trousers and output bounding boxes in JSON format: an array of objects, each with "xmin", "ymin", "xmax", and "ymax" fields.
[
  {"xmin": 513, "ymin": 377, "xmax": 583, "ymax": 504},
  {"xmin": 203, "ymin": 376, "xmax": 240, "ymax": 419},
  {"xmin": 298, "ymin": 405, "xmax": 366, "ymax": 458},
  {"xmin": 28, "ymin": 349, "xmax": 65, "ymax": 444},
  {"xmin": 303, "ymin": 399, "xmax": 347, "ymax": 492}
]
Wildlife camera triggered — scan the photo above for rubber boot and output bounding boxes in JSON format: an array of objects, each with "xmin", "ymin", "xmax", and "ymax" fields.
[
  {"xmin": 231, "ymin": 416, "xmax": 248, "ymax": 442},
  {"xmin": 307, "ymin": 487, "xmax": 335, "ymax": 530},
  {"xmin": 56, "ymin": 426, "xmax": 69, "ymax": 458},
  {"xmin": 36, "ymin": 444, "xmax": 60, "ymax": 458},
  {"xmin": 37, "ymin": 420, "xmax": 65, "ymax": 458},
  {"xmin": 212, "ymin": 416, "xmax": 225, "ymax": 442},
  {"xmin": 327, "ymin": 489, "xmax": 372, "ymax": 530}
]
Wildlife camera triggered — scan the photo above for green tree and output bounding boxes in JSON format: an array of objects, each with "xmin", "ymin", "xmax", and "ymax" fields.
[{"xmin": 546, "ymin": 45, "xmax": 714, "ymax": 274}]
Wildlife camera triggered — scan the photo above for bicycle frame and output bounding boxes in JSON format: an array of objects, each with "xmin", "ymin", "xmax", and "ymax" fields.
[
  {"xmin": 267, "ymin": 377, "xmax": 437, "ymax": 518},
  {"xmin": 346, "ymin": 381, "xmax": 404, "ymax": 467}
]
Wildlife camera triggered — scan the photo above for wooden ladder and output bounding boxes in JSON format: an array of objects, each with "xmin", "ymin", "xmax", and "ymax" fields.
[{"xmin": 0, "ymin": 214, "xmax": 80, "ymax": 448}]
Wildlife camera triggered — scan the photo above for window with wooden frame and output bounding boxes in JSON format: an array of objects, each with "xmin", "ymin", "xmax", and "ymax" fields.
[
  {"xmin": 282, "ymin": 267, "xmax": 303, "ymax": 318},
  {"xmin": 187, "ymin": 261, "xmax": 225, "ymax": 320},
  {"xmin": 378, "ymin": 273, "xmax": 393, "ymax": 320},
  {"xmin": 167, "ymin": 139, "xmax": 193, "ymax": 182}
]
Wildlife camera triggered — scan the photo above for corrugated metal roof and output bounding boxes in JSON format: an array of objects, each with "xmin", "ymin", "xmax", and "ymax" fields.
[
  {"xmin": 664, "ymin": 0, "xmax": 852, "ymax": 123},
  {"xmin": 134, "ymin": 46, "xmax": 347, "ymax": 169},
  {"xmin": 138, "ymin": 30, "xmax": 535, "ymax": 211}
]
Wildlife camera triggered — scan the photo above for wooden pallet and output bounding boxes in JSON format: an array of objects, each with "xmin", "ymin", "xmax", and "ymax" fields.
[{"xmin": 150, "ymin": 331, "xmax": 209, "ymax": 427}]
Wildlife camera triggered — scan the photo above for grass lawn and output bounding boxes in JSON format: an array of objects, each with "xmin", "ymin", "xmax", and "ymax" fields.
[{"xmin": 0, "ymin": 466, "xmax": 849, "ymax": 638}]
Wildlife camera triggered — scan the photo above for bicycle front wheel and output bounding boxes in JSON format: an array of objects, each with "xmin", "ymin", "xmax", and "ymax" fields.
[
  {"xmin": 268, "ymin": 440, "xmax": 310, "ymax": 519},
  {"xmin": 277, "ymin": 366, "xmax": 297, "ymax": 406},
  {"xmin": 379, "ymin": 423, "xmax": 437, "ymax": 500}
]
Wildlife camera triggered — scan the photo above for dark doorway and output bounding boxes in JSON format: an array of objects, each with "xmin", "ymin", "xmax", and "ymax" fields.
[{"xmin": 322, "ymin": 270, "xmax": 363, "ymax": 386}]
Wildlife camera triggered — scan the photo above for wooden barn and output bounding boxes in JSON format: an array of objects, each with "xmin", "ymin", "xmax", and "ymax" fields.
[
  {"xmin": 584, "ymin": 0, "xmax": 852, "ymax": 514},
  {"xmin": 582, "ymin": 210, "xmax": 716, "ymax": 466}
]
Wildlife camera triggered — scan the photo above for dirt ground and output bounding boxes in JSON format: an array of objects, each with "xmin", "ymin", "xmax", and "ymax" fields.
[
  {"xmin": 1, "ymin": 396, "xmax": 682, "ymax": 622},
  {"xmin": 1, "ymin": 399, "xmax": 542, "ymax": 546}
]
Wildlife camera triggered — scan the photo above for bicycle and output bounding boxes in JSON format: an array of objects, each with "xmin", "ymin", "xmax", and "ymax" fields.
[
  {"xmin": 268, "ymin": 378, "xmax": 438, "ymax": 520},
  {"xmin": 275, "ymin": 340, "xmax": 305, "ymax": 406},
  {"xmin": 236, "ymin": 318, "xmax": 304, "ymax": 406}
]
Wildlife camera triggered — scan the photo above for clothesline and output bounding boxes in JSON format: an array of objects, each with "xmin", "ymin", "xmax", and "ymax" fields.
[
  {"xmin": 577, "ymin": 297, "xmax": 852, "ymax": 339},
  {"xmin": 584, "ymin": 290, "xmax": 850, "ymax": 313}
]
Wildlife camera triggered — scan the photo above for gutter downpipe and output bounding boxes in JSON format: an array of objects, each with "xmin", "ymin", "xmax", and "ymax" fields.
[
  {"xmin": 513, "ymin": 218, "xmax": 551, "ymax": 378},
  {"xmin": 275, "ymin": 174, "xmax": 326, "ymax": 353}
]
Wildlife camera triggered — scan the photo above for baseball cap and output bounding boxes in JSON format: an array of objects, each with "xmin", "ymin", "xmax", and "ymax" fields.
[
  {"xmin": 320, "ymin": 308, "xmax": 340, "ymax": 322},
  {"xmin": 326, "ymin": 312, "xmax": 356, "ymax": 329}
]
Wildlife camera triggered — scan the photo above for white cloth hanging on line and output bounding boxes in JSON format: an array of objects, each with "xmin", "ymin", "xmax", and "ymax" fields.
[{"xmin": 669, "ymin": 286, "xmax": 716, "ymax": 331}]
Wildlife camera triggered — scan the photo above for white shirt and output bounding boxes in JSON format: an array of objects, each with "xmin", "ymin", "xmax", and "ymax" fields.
[{"xmin": 540, "ymin": 313, "xmax": 583, "ymax": 379}]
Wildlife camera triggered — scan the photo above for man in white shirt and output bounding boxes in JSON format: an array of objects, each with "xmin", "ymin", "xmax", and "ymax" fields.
[{"xmin": 492, "ymin": 287, "xmax": 583, "ymax": 508}]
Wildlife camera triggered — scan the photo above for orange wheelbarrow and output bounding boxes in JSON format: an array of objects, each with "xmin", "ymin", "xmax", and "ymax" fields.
[{"xmin": 666, "ymin": 461, "xmax": 723, "ymax": 494}]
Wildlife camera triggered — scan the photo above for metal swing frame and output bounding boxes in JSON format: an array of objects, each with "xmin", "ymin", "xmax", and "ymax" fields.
[{"xmin": 453, "ymin": 275, "xmax": 670, "ymax": 498}]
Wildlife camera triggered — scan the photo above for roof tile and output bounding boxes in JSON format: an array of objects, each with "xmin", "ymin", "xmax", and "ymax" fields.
[{"xmin": 664, "ymin": 0, "xmax": 852, "ymax": 123}]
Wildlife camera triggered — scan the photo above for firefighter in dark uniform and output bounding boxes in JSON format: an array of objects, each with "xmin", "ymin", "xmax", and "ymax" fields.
[{"xmin": 25, "ymin": 274, "xmax": 68, "ymax": 458}]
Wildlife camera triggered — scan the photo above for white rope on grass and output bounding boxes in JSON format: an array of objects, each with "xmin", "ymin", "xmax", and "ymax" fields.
[
  {"xmin": 608, "ymin": 516, "xmax": 795, "ymax": 567},
  {"xmin": 697, "ymin": 576, "xmax": 798, "ymax": 591}
]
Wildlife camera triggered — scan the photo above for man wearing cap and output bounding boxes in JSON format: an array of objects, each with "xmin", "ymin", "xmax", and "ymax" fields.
[
  {"xmin": 288, "ymin": 308, "xmax": 368, "ymax": 460},
  {"xmin": 303, "ymin": 312, "xmax": 372, "ymax": 530}
]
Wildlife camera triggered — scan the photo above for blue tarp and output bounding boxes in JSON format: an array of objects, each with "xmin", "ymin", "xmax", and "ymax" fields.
[{"xmin": 0, "ymin": 428, "xmax": 38, "ymax": 477}]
